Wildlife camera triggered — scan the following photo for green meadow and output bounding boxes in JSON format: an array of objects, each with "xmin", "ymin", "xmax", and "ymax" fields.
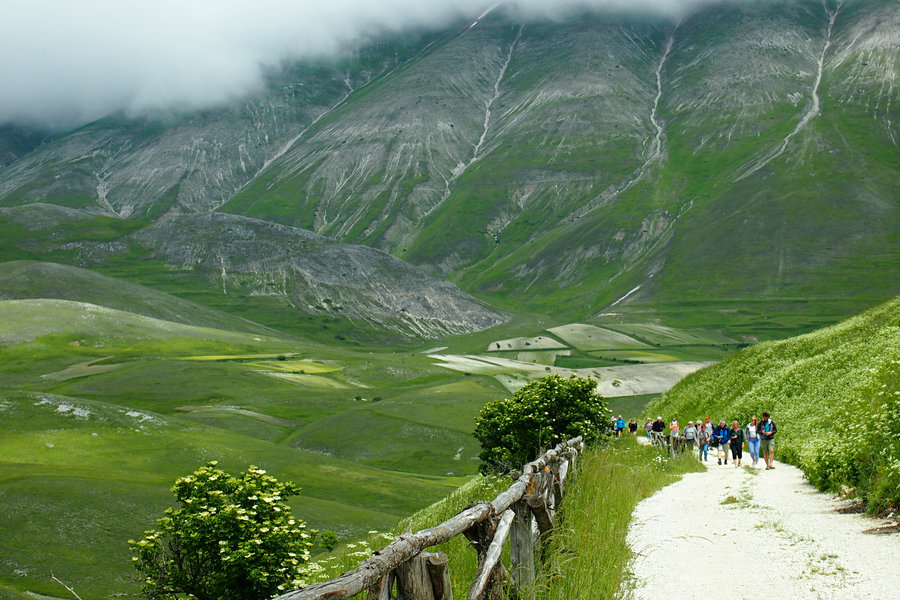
[{"xmin": 0, "ymin": 272, "xmax": 743, "ymax": 599}]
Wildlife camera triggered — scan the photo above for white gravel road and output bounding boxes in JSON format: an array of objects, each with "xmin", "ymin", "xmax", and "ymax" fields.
[{"xmin": 626, "ymin": 457, "xmax": 900, "ymax": 600}]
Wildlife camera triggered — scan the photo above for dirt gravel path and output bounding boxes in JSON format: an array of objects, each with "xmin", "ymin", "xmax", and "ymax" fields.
[{"xmin": 626, "ymin": 456, "xmax": 900, "ymax": 599}]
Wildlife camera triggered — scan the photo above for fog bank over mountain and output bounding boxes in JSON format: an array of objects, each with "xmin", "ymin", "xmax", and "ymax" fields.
[{"xmin": 2, "ymin": 0, "xmax": 718, "ymax": 129}]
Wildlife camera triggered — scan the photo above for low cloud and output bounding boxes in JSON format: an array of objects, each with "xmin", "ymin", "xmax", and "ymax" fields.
[{"xmin": 1, "ymin": 0, "xmax": 709, "ymax": 131}]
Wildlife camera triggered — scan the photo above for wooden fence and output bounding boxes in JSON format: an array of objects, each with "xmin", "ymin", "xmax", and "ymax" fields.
[
  {"xmin": 276, "ymin": 436, "xmax": 585, "ymax": 600},
  {"xmin": 649, "ymin": 432, "xmax": 688, "ymax": 457}
]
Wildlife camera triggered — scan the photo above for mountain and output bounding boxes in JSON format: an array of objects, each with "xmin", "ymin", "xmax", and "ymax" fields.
[
  {"xmin": 0, "ymin": 205, "xmax": 505, "ymax": 339},
  {"xmin": 0, "ymin": 0, "xmax": 898, "ymax": 338}
]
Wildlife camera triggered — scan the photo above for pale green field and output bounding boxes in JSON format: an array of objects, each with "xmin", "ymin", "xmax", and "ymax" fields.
[
  {"xmin": 485, "ymin": 335, "xmax": 567, "ymax": 351},
  {"xmin": 598, "ymin": 322, "xmax": 736, "ymax": 346},
  {"xmin": 547, "ymin": 323, "xmax": 651, "ymax": 350}
]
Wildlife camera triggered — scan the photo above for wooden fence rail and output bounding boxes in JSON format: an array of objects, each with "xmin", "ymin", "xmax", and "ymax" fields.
[
  {"xmin": 276, "ymin": 436, "xmax": 585, "ymax": 600},
  {"xmin": 649, "ymin": 431, "xmax": 687, "ymax": 457}
]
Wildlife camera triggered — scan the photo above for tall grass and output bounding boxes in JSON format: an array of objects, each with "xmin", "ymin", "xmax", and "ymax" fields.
[
  {"xmin": 301, "ymin": 440, "xmax": 701, "ymax": 600},
  {"xmin": 302, "ymin": 474, "xmax": 511, "ymax": 598},
  {"xmin": 534, "ymin": 438, "xmax": 701, "ymax": 599}
]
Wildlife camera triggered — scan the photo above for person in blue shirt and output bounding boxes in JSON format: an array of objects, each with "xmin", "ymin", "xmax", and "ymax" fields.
[
  {"xmin": 713, "ymin": 420, "xmax": 731, "ymax": 465},
  {"xmin": 615, "ymin": 415, "xmax": 626, "ymax": 437},
  {"xmin": 759, "ymin": 412, "xmax": 778, "ymax": 469}
]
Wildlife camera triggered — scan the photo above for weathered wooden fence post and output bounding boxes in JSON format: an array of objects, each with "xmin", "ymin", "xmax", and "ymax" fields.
[
  {"xmin": 509, "ymin": 500, "xmax": 535, "ymax": 599},
  {"xmin": 467, "ymin": 509, "xmax": 514, "ymax": 600},
  {"xmin": 366, "ymin": 572, "xmax": 394, "ymax": 600},
  {"xmin": 275, "ymin": 436, "xmax": 584, "ymax": 600},
  {"xmin": 395, "ymin": 551, "xmax": 453, "ymax": 600}
]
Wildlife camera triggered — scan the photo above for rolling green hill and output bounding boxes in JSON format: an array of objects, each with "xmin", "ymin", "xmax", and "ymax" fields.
[
  {"xmin": 0, "ymin": 261, "xmax": 278, "ymax": 335},
  {"xmin": 646, "ymin": 295, "xmax": 900, "ymax": 511},
  {"xmin": 0, "ymin": 299, "xmax": 504, "ymax": 599}
]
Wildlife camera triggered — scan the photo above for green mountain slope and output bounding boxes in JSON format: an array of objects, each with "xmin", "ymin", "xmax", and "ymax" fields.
[
  {"xmin": 219, "ymin": 0, "xmax": 899, "ymax": 325},
  {"xmin": 0, "ymin": 1, "xmax": 896, "ymax": 338},
  {"xmin": 646, "ymin": 295, "xmax": 900, "ymax": 510}
]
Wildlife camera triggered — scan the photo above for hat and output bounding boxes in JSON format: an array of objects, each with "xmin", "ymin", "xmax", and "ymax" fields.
[{"xmin": 657, "ymin": 416, "xmax": 662, "ymax": 420}]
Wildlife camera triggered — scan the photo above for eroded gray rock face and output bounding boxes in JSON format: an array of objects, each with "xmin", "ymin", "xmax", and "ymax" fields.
[
  {"xmin": 0, "ymin": 35, "xmax": 444, "ymax": 217},
  {"xmin": 130, "ymin": 213, "xmax": 507, "ymax": 337},
  {"xmin": 0, "ymin": 204, "xmax": 506, "ymax": 338}
]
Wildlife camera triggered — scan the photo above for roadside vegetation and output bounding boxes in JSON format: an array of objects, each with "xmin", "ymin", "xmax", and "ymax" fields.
[{"xmin": 647, "ymin": 296, "xmax": 900, "ymax": 512}]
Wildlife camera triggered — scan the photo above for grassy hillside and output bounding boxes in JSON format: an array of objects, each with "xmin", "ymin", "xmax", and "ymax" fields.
[
  {"xmin": 646, "ymin": 296, "xmax": 900, "ymax": 511},
  {"xmin": 0, "ymin": 260, "xmax": 278, "ymax": 335}
]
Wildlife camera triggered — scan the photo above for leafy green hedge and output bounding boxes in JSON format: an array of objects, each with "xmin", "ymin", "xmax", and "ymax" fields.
[{"xmin": 647, "ymin": 297, "xmax": 900, "ymax": 512}]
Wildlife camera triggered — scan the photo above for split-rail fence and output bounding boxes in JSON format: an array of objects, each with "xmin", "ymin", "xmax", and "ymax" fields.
[{"xmin": 276, "ymin": 435, "xmax": 585, "ymax": 600}]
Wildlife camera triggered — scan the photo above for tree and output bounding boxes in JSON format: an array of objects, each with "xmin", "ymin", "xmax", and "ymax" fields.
[
  {"xmin": 129, "ymin": 463, "xmax": 313, "ymax": 600},
  {"xmin": 473, "ymin": 374, "xmax": 611, "ymax": 474}
]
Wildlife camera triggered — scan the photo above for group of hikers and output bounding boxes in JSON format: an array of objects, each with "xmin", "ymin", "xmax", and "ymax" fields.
[{"xmin": 613, "ymin": 413, "xmax": 778, "ymax": 469}]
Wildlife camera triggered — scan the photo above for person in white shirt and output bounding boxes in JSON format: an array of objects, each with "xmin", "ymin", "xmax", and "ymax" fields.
[{"xmin": 745, "ymin": 415, "xmax": 761, "ymax": 467}]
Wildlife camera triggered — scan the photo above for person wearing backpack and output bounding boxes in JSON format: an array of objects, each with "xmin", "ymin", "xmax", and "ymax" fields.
[
  {"xmin": 697, "ymin": 423, "xmax": 711, "ymax": 461},
  {"xmin": 759, "ymin": 412, "xmax": 777, "ymax": 470},
  {"xmin": 713, "ymin": 420, "xmax": 730, "ymax": 465}
]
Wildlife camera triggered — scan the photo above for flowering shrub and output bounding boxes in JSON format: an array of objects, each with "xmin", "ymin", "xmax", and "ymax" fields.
[
  {"xmin": 474, "ymin": 374, "xmax": 611, "ymax": 474},
  {"xmin": 129, "ymin": 463, "xmax": 313, "ymax": 600}
]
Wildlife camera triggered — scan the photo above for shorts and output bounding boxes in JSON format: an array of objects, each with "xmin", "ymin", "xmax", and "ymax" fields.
[
  {"xmin": 730, "ymin": 444, "xmax": 743, "ymax": 459},
  {"xmin": 760, "ymin": 438, "xmax": 774, "ymax": 454}
]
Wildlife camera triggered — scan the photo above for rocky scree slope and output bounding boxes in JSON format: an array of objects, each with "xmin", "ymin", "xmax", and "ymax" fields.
[
  {"xmin": 0, "ymin": 31, "xmax": 450, "ymax": 218},
  {"xmin": 0, "ymin": 204, "xmax": 505, "ymax": 338}
]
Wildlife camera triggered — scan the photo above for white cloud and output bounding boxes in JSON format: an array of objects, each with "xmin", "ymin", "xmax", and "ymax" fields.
[{"xmin": 0, "ymin": 0, "xmax": 709, "ymax": 130}]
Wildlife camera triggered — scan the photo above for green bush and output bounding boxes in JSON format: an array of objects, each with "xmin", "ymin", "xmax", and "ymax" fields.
[
  {"xmin": 129, "ymin": 462, "xmax": 313, "ymax": 600},
  {"xmin": 473, "ymin": 374, "xmax": 611, "ymax": 474}
]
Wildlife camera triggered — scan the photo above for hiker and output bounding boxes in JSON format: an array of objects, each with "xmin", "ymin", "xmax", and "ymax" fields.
[
  {"xmin": 729, "ymin": 420, "xmax": 744, "ymax": 468},
  {"xmin": 759, "ymin": 411, "xmax": 777, "ymax": 469},
  {"xmin": 746, "ymin": 416, "xmax": 761, "ymax": 467},
  {"xmin": 651, "ymin": 416, "xmax": 666, "ymax": 446},
  {"xmin": 697, "ymin": 421, "xmax": 711, "ymax": 461},
  {"xmin": 644, "ymin": 418, "xmax": 653, "ymax": 438},
  {"xmin": 615, "ymin": 415, "xmax": 626, "ymax": 437},
  {"xmin": 713, "ymin": 420, "xmax": 730, "ymax": 465},
  {"xmin": 669, "ymin": 417, "xmax": 680, "ymax": 439},
  {"xmin": 683, "ymin": 421, "xmax": 697, "ymax": 451},
  {"xmin": 703, "ymin": 417, "xmax": 713, "ymax": 437},
  {"xmin": 628, "ymin": 418, "xmax": 638, "ymax": 436}
]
